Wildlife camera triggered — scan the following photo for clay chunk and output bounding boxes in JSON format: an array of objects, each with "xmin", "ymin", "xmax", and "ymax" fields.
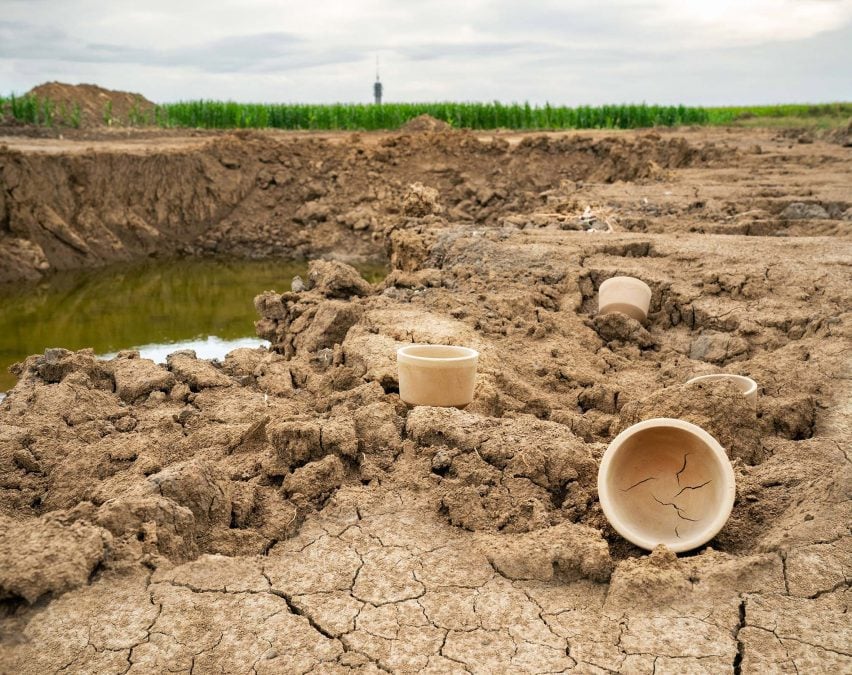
[
  {"xmin": 486, "ymin": 522, "xmax": 613, "ymax": 583},
  {"xmin": 166, "ymin": 350, "xmax": 233, "ymax": 389},
  {"xmin": 307, "ymin": 259, "xmax": 373, "ymax": 298},
  {"xmin": 112, "ymin": 356, "xmax": 176, "ymax": 402},
  {"xmin": 0, "ymin": 515, "xmax": 111, "ymax": 603},
  {"xmin": 282, "ymin": 454, "xmax": 345, "ymax": 500}
]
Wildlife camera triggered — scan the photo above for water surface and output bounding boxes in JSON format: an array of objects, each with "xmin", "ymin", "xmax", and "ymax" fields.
[{"xmin": 0, "ymin": 258, "xmax": 386, "ymax": 392}]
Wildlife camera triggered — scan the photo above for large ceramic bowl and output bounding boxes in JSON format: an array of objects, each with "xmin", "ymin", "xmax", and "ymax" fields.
[{"xmin": 598, "ymin": 418, "xmax": 735, "ymax": 553}]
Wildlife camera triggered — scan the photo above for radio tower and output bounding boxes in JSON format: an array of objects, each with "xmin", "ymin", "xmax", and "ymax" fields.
[{"xmin": 373, "ymin": 56, "xmax": 383, "ymax": 105}]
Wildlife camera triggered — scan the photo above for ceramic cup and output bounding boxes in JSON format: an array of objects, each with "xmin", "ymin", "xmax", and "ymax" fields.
[
  {"xmin": 598, "ymin": 276, "xmax": 653, "ymax": 322},
  {"xmin": 597, "ymin": 418, "xmax": 735, "ymax": 553},
  {"xmin": 686, "ymin": 374, "xmax": 758, "ymax": 405},
  {"xmin": 397, "ymin": 345, "xmax": 479, "ymax": 408}
]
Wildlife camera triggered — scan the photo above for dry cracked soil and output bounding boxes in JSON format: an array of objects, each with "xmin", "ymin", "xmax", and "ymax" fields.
[{"xmin": 0, "ymin": 123, "xmax": 850, "ymax": 674}]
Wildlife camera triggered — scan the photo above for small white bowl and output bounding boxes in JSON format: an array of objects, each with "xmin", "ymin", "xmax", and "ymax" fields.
[
  {"xmin": 597, "ymin": 418, "xmax": 735, "ymax": 553},
  {"xmin": 598, "ymin": 276, "xmax": 653, "ymax": 322},
  {"xmin": 686, "ymin": 374, "xmax": 758, "ymax": 404},
  {"xmin": 397, "ymin": 345, "xmax": 478, "ymax": 408}
]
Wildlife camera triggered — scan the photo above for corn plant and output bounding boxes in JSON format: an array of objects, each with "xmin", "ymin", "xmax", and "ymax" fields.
[
  {"xmin": 69, "ymin": 104, "xmax": 82, "ymax": 129},
  {"xmin": 128, "ymin": 98, "xmax": 143, "ymax": 126}
]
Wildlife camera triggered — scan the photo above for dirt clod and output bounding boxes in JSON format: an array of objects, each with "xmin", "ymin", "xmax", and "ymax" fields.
[
  {"xmin": 399, "ymin": 114, "xmax": 451, "ymax": 133},
  {"xmin": 0, "ymin": 515, "xmax": 111, "ymax": 603},
  {"xmin": 618, "ymin": 380, "xmax": 764, "ymax": 464}
]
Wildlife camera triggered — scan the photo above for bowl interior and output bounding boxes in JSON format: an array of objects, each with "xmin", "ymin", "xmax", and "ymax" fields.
[{"xmin": 603, "ymin": 426, "xmax": 730, "ymax": 549}]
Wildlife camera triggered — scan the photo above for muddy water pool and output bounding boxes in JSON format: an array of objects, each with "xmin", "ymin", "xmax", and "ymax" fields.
[{"xmin": 0, "ymin": 258, "xmax": 386, "ymax": 393}]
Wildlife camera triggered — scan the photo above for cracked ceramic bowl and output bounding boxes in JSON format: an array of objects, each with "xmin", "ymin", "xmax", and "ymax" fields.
[
  {"xmin": 598, "ymin": 276, "xmax": 653, "ymax": 322},
  {"xmin": 686, "ymin": 373, "xmax": 758, "ymax": 405},
  {"xmin": 597, "ymin": 418, "xmax": 735, "ymax": 553},
  {"xmin": 397, "ymin": 344, "xmax": 478, "ymax": 408}
]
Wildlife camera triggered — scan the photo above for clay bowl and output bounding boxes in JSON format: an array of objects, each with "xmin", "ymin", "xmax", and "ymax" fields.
[
  {"xmin": 598, "ymin": 276, "xmax": 652, "ymax": 322},
  {"xmin": 686, "ymin": 374, "xmax": 758, "ymax": 405},
  {"xmin": 597, "ymin": 418, "xmax": 735, "ymax": 553},
  {"xmin": 397, "ymin": 345, "xmax": 478, "ymax": 408}
]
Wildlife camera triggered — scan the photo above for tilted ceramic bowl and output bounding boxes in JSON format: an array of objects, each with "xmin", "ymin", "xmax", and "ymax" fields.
[
  {"xmin": 686, "ymin": 373, "xmax": 758, "ymax": 405},
  {"xmin": 598, "ymin": 418, "xmax": 735, "ymax": 553},
  {"xmin": 598, "ymin": 276, "xmax": 653, "ymax": 322}
]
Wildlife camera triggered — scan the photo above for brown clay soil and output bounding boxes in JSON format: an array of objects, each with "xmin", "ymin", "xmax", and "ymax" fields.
[{"xmin": 0, "ymin": 124, "xmax": 850, "ymax": 673}]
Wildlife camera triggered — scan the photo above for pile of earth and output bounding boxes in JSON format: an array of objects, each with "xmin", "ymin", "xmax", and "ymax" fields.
[
  {"xmin": 400, "ymin": 114, "xmax": 452, "ymax": 133},
  {"xmin": 25, "ymin": 82, "xmax": 155, "ymax": 127}
]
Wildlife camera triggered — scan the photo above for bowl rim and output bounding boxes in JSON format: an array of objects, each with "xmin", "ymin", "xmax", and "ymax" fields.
[
  {"xmin": 599, "ymin": 275, "xmax": 652, "ymax": 294},
  {"xmin": 597, "ymin": 417, "xmax": 736, "ymax": 553},
  {"xmin": 686, "ymin": 373, "xmax": 758, "ymax": 398},
  {"xmin": 397, "ymin": 344, "xmax": 479, "ymax": 365}
]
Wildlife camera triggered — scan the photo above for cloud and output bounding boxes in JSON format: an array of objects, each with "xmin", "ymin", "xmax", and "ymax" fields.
[
  {"xmin": 399, "ymin": 41, "xmax": 546, "ymax": 62},
  {"xmin": 648, "ymin": 0, "xmax": 852, "ymax": 45},
  {"xmin": 164, "ymin": 33, "xmax": 358, "ymax": 74},
  {"xmin": 0, "ymin": 0, "xmax": 850, "ymax": 104},
  {"xmin": 0, "ymin": 22, "xmax": 356, "ymax": 74}
]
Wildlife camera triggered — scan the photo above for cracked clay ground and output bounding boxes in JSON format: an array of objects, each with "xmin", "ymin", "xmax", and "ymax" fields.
[{"xmin": 0, "ymin": 127, "xmax": 850, "ymax": 673}]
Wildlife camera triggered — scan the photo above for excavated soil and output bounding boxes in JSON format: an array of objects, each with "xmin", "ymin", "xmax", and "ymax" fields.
[
  {"xmin": 6, "ymin": 124, "xmax": 830, "ymax": 284},
  {"xmin": 400, "ymin": 115, "xmax": 452, "ymax": 133},
  {"xmin": 0, "ymin": 126, "xmax": 850, "ymax": 674},
  {"xmin": 22, "ymin": 82, "xmax": 156, "ymax": 128}
]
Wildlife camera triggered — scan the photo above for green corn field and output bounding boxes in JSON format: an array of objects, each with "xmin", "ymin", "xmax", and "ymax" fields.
[
  {"xmin": 1, "ymin": 94, "xmax": 849, "ymax": 131},
  {"xmin": 0, "ymin": 94, "xmax": 83, "ymax": 128},
  {"xmin": 150, "ymin": 101, "xmax": 714, "ymax": 130}
]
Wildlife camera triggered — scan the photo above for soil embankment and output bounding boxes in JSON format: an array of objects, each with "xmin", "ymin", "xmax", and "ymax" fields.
[
  {"xmin": 2, "ymin": 126, "xmax": 849, "ymax": 286},
  {"xmin": 0, "ymin": 126, "xmax": 850, "ymax": 673},
  {"xmin": 0, "ymin": 126, "xmax": 790, "ymax": 284}
]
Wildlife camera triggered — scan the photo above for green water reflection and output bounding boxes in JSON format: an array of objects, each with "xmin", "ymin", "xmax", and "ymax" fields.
[{"xmin": 0, "ymin": 258, "xmax": 386, "ymax": 392}]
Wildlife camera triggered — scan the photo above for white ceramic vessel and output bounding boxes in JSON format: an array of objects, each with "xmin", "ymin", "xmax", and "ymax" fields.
[
  {"xmin": 597, "ymin": 418, "xmax": 736, "ymax": 553},
  {"xmin": 397, "ymin": 344, "xmax": 479, "ymax": 408},
  {"xmin": 686, "ymin": 373, "xmax": 758, "ymax": 404},
  {"xmin": 598, "ymin": 276, "xmax": 653, "ymax": 322}
]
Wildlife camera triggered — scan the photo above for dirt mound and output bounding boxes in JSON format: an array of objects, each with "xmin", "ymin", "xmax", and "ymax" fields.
[
  {"xmin": 26, "ymin": 82, "xmax": 155, "ymax": 127},
  {"xmin": 400, "ymin": 113, "xmax": 451, "ymax": 132}
]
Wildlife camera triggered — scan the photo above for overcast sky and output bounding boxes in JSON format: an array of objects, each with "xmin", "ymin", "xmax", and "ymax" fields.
[{"xmin": 1, "ymin": 0, "xmax": 851, "ymax": 105}]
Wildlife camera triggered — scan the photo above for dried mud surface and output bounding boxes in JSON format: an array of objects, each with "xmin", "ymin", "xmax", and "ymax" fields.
[{"xmin": 0, "ymin": 126, "xmax": 850, "ymax": 674}]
